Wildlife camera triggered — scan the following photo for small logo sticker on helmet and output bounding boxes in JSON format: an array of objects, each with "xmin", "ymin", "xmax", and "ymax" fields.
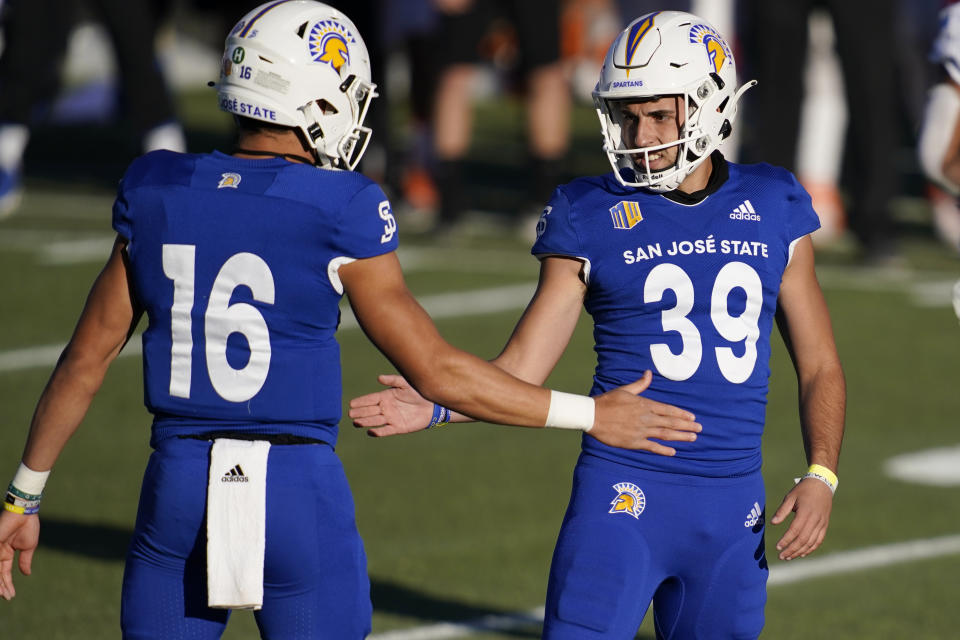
[
  {"xmin": 610, "ymin": 201, "xmax": 643, "ymax": 230},
  {"xmin": 218, "ymin": 173, "xmax": 242, "ymax": 189},
  {"xmin": 609, "ymin": 482, "xmax": 645, "ymax": 518},
  {"xmin": 309, "ymin": 20, "xmax": 355, "ymax": 73},
  {"xmin": 232, "ymin": 47, "xmax": 246, "ymax": 64},
  {"xmin": 689, "ymin": 24, "xmax": 731, "ymax": 74}
]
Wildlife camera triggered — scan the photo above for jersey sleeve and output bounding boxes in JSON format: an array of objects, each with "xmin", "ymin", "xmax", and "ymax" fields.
[
  {"xmin": 111, "ymin": 179, "xmax": 132, "ymax": 241},
  {"xmin": 111, "ymin": 153, "xmax": 163, "ymax": 242},
  {"xmin": 531, "ymin": 187, "xmax": 583, "ymax": 258},
  {"xmin": 932, "ymin": 4, "xmax": 960, "ymax": 85},
  {"xmin": 333, "ymin": 182, "xmax": 399, "ymax": 259},
  {"xmin": 784, "ymin": 172, "xmax": 821, "ymax": 242}
]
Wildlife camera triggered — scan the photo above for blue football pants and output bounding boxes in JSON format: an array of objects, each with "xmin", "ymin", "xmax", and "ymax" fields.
[
  {"xmin": 543, "ymin": 452, "xmax": 768, "ymax": 639},
  {"xmin": 120, "ymin": 437, "xmax": 371, "ymax": 639}
]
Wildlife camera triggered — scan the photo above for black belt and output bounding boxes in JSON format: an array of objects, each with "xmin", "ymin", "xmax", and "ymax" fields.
[{"xmin": 177, "ymin": 431, "xmax": 328, "ymax": 446}]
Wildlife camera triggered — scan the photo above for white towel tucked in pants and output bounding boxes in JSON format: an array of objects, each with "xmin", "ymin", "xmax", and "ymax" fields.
[{"xmin": 206, "ymin": 438, "xmax": 271, "ymax": 610}]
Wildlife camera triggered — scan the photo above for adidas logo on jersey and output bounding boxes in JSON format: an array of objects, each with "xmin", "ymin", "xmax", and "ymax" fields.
[
  {"xmin": 744, "ymin": 501, "xmax": 763, "ymax": 527},
  {"xmin": 730, "ymin": 199, "xmax": 760, "ymax": 221},
  {"xmin": 221, "ymin": 464, "xmax": 249, "ymax": 483}
]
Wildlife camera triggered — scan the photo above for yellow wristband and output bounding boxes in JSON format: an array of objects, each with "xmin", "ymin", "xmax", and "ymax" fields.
[
  {"xmin": 3, "ymin": 501, "xmax": 26, "ymax": 515},
  {"xmin": 808, "ymin": 464, "xmax": 837, "ymax": 486},
  {"xmin": 803, "ymin": 464, "xmax": 838, "ymax": 494}
]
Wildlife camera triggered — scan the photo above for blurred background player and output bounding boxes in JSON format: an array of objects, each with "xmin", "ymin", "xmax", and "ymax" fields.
[
  {"xmin": 918, "ymin": 0, "xmax": 960, "ymax": 319},
  {"xmin": 429, "ymin": 0, "xmax": 571, "ymax": 235},
  {"xmin": 351, "ymin": 10, "xmax": 846, "ymax": 638},
  {"xmin": 0, "ymin": 0, "xmax": 186, "ymax": 218},
  {"xmin": 0, "ymin": 2, "xmax": 701, "ymax": 636},
  {"xmin": 736, "ymin": 0, "xmax": 899, "ymax": 262}
]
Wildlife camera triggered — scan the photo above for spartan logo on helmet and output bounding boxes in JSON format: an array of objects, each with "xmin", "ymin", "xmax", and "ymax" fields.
[
  {"xmin": 308, "ymin": 20, "xmax": 354, "ymax": 72},
  {"xmin": 688, "ymin": 24, "xmax": 732, "ymax": 74},
  {"xmin": 609, "ymin": 482, "xmax": 646, "ymax": 519}
]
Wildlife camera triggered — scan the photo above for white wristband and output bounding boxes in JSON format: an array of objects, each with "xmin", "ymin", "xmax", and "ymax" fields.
[
  {"xmin": 545, "ymin": 390, "xmax": 595, "ymax": 432},
  {"xmin": 11, "ymin": 462, "xmax": 51, "ymax": 497}
]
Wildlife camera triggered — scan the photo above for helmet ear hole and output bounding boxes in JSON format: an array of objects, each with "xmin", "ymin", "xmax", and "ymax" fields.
[{"xmin": 316, "ymin": 99, "xmax": 338, "ymax": 115}]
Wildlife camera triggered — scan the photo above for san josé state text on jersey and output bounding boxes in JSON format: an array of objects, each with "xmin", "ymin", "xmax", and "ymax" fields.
[
  {"xmin": 112, "ymin": 150, "xmax": 399, "ymax": 445},
  {"xmin": 534, "ymin": 161, "xmax": 819, "ymax": 475}
]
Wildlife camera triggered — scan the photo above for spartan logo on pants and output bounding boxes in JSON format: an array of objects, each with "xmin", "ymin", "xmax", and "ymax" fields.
[{"xmin": 609, "ymin": 482, "xmax": 645, "ymax": 518}]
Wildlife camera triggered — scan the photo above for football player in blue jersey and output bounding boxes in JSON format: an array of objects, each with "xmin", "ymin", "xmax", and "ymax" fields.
[
  {"xmin": 0, "ymin": 2, "xmax": 704, "ymax": 638},
  {"xmin": 349, "ymin": 10, "xmax": 846, "ymax": 639}
]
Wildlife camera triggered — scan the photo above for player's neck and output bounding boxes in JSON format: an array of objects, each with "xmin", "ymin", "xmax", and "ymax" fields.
[
  {"xmin": 234, "ymin": 130, "xmax": 315, "ymax": 165},
  {"xmin": 677, "ymin": 156, "xmax": 713, "ymax": 194}
]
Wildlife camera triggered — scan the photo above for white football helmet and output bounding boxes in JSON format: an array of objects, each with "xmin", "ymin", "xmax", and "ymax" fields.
[
  {"xmin": 593, "ymin": 11, "xmax": 755, "ymax": 191},
  {"xmin": 216, "ymin": 0, "xmax": 377, "ymax": 170}
]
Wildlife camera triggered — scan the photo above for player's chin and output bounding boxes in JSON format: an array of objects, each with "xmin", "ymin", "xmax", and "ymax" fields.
[{"xmin": 632, "ymin": 158, "xmax": 672, "ymax": 173}]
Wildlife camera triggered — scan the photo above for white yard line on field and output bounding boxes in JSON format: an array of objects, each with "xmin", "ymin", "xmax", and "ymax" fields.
[
  {"xmin": 367, "ymin": 533, "xmax": 960, "ymax": 640},
  {"xmin": 7, "ymin": 232, "xmax": 959, "ymax": 307},
  {"xmin": 338, "ymin": 282, "xmax": 535, "ymax": 330},
  {"xmin": 5, "ymin": 234, "xmax": 535, "ymax": 271}
]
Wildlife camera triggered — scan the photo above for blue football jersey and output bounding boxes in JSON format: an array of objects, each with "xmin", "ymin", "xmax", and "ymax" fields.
[
  {"xmin": 532, "ymin": 160, "xmax": 819, "ymax": 476},
  {"xmin": 113, "ymin": 150, "xmax": 399, "ymax": 446}
]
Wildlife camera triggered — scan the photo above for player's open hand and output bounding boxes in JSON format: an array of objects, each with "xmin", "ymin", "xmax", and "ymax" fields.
[
  {"xmin": 349, "ymin": 374, "xmax": 433, "ymax": 437},
  {"xmin": 0, "ymin": 511, "xmax": 40, "ymax": 601},
  {"xmin": 770, "ymin": 477, "xmax": 833, "ymax": 561},
  {"xmin": 591, "ymin": 370, "xmax": 702, "ymax": 454}
]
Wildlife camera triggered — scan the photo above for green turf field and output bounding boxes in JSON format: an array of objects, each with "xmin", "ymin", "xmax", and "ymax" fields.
[{"xmin": 1, "ymin": 92, "xmax": 959, "ymax": 639}]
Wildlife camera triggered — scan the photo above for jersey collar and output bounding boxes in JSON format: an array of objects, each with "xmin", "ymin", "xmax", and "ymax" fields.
[{"xmin": 659, "ymin": 151, "xmax": 729, "ymax": 205}]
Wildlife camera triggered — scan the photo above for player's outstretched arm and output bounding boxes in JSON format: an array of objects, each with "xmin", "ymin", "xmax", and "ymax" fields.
[
  {"xmin": 351, "ymin": 371, "xmax": 700, "ymax": 454},
  {"xmin": 341, "ymin": 253, "xmax": 700, "ymax": 451},
  {"xmin": 349, "ymin": 255, "xmax": 589, "ymax": 436},
  {"xmin": 770, "ymin": 236, "xmax": 846, "ymax": 561},
  {"xmin": 1, "ymin": 236, "xmax": 141, "ymax": 599}
]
